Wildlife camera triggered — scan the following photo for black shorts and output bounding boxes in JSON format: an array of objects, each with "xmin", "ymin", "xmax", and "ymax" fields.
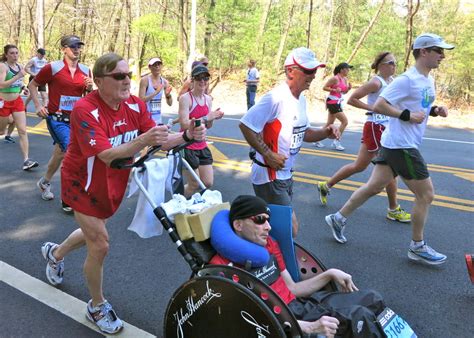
[
  {"xmin": 253, "ymin": 178, "xmax": 293, "ymax": 206},
  {"xmin": 29, "ymin": 76, "xmax": 46, "ymax": 92},
  {"xmin": 373, "ymin": 146, "xmax": 430, "ymax": 180},
  {"xmin": 183, "ymin": 147, "xmax": 213, "ymax": 169},
  {"xmin": 326, "ymin": 100, "xmax": 343, "ymax": 114}
]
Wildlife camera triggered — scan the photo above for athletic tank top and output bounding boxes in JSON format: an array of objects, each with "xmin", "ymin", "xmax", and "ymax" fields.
[
  {"xmin": 145, "ymin": 76, "xmax": 164, "ymax": 124},
  {"xmin": 366, "ymin": 75, "xmax": 391, "ymax": 126},
  {"xmin": 327, "ymin": 74, "xmax": 348, "ymax": 104},
  {"xmin": 184, "ymin": 92, "xmax": 209, "ymax": 150},
  {"xmin": 0, "ymin": 63, "xmax": 23, "ymax": 93},
  {"xmin": 30, "ymin": 56, "xmax": 47, "ymax": 75}
]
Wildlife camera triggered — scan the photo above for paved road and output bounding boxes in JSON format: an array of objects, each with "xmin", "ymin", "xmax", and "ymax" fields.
[{"xmin": 1, "ymin": 112, "xmax": 473, "ymax": 337}]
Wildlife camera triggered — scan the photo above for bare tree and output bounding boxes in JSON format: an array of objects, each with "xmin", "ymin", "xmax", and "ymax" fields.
[
  {"xmin": 274, "ymin": 3, "xmax": 296, "ymax": 71},
  {"xmin": 306, "ymin": 0, "xmax": 313, "ymax": 48},
  {"xmin": 403, "ymin": 0, "xmax": 420, "ymax": 71},
  {"xmin": 204, "ymin": 0, "xmax": 216, "ymax": 57},
  {"xmin": 256, "ymin": 0, "xmax": 272, "ymax": 57}
]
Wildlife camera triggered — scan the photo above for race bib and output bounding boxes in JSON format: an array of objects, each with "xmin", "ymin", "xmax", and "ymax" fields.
[
  {"xmin": 373, "ymin": 113, "xmax": 389, "ymax": 124},
  {"xmin": 150, "ymin": 98, "xmax": 162, "ymax": 112},
  {"xmin": 377, "ymin": 307, "xmax": 417, "ymax": 338},
  {"xmin": 0, "ymin": 99, "xmax": 4, "ymax": 108},
  {"xmin": 290, "ymin": 126, "xmax": 306, "ymax": 155},
  {"xmin": 11, "ymin": 78, "xmax": 23, "ymax": 88},
  {"xmin": 59, "ymin": 95, "xmax": 81, "ymax": 111}
]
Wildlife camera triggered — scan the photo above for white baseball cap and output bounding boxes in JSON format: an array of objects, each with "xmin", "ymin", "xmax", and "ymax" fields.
[
  {"xmin": 148, "ymin": 57, "xmax": 162, "ymax": 66},
  {"xmin": 413, "ymin": 33, "xmax": 454, "ymax": 50},
  {"xmin": 284, "ymin": 47, "xmax": 326, "ymax": 70}
]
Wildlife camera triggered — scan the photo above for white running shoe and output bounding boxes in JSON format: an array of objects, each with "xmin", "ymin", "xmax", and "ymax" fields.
[
  {"xmin": 41, "ymin": 242, "xmax": 64, "ymax": 285},
  {"xmin": 86, "ymin": 300, "xmax": 124, "ymax": 334},
  {"xmin": 332, "ymin": 140, "xmax": 345, "ymax": 151},
  {"xmin": 313, "ymin": 141, "xmax": 325, "ymax": 148},
  {"xmin": 37, "ymin": 177, "xmax": 54, "ymax": 200}
]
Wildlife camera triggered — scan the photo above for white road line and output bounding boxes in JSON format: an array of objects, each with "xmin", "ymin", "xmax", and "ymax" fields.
[{"xmin": 0, "ymin": 261, "xmax": 156, "ymax": 338}]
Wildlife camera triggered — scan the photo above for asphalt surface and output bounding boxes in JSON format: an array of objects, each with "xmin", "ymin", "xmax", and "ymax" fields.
[{"xmin": 0, "ymin": 110, "xmax": 473, "ymax": 338}]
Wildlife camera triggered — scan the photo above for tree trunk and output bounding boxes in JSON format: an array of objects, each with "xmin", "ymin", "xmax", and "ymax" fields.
[
  {"xmin": 274, "ymin": 3, "xmax": 296, "ymax": 71},
  {"xmin": 346, "ymin": 0, "xmax": 386, "ymax": 64},
  {"xmin": 323, "ymin": 0, "xmax": 334, "ymax": 63},
  {"xmin": 108, "ymin": 2, "xmax": 124, "ymax": 53},
  {"xmin": 13, "ymin": 0, "xmax": 23, "ymax": 46},
  {"xmin": 403, "ymin": 0, "xmax": 420, "ymax": 71},
  {"xmin": 204, "ymin": 0, "xmax": 216, "ymax": 57},
  {"xmin": 161, "ymin": 0, "xmax": 168, "ymax": 29},
  {"xmin": 36, "ymin": 0, "xmax": 45, "ymax": 48},
  {"xmin": 256, "ymin": 0, "xmax": 272, "ymax": 56},
  {"xmin": 124, "ymin": 0, "xmax": 132, "ymax": 60},
  {"xmin": 306, "ymin": 0, "xmax": 313, "ymax": 48},
  {"xmin": 186, "ymin": 0, "xmax": 197, "ymax": 70}
]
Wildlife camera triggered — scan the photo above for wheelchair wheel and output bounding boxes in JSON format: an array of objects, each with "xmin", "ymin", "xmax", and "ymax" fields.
[{"xmin": 164, "ymin": 275, "xmax": 287, "ymax": 338}]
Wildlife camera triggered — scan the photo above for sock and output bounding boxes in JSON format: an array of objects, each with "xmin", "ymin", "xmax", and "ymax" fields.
[
  {"xmin": 388, "ymin": 205, "xmax": 400, "ymax": 212},
  {"xmin": 410, "ymin": 240, "xmax": 425, "ymax": 249},
  {"xmin": 335, "ymin": 211, "xmax": 347, "ymax": 224}
]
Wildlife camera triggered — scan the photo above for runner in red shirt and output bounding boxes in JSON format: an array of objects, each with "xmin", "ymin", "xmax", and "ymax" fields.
[
  {"xmin": 210, "ymin": 195, "xmax": 386, "ymax": 337},
  {"xmin": 29, "ymin": 35, "xmax": 93, "ymax": 213},
  {"xmin": 40, "ymin": 52, "xmax": 205, "ymax": 334}
]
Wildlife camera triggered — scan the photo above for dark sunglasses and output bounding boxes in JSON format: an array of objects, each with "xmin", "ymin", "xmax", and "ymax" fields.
[
  {"xmin": 382, "ymin": 60, "xmax": 396, "ymax": 66},
  {"xmin": 150, "ymin": 63, "xmax": 162, "ymax": 67},
  {"xmin": 250, "ymin": 215, "xmax": 270, "ymax": 225},
  {"xmin": 426, "ymin": 47, "xmax": 444, "ymax": 55},
  {"xmin": 67, "ymin": 44, "xmax": 83, "ymax": 49},
  {"xmin": 293, "ymin": 66, "xmax": 317, "ymax": 75},
  {"xmin": 102, "ymin": 72, "xmax": 133, "ymax": 80},
  {"xmin": 194, "ymin": 75, "xmax": 210, "ymax": 82}
]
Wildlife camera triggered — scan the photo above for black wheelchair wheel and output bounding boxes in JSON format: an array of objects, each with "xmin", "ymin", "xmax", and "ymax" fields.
[{"xmin": 164, "ymin": 275, "xmax": 288, "ymax": 338}]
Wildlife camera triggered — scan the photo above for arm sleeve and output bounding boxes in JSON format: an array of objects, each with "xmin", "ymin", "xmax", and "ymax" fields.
[
  {"xmin": 33, "ymin": 63, "xmax": 52, "ymax": 86},
  {"xmin": 379, "ymin": 75, "xmax": 410, "ymax": 106},
  {"xmin": 240, "ymin": 92, "xmax": 278, "ymax": 133}
]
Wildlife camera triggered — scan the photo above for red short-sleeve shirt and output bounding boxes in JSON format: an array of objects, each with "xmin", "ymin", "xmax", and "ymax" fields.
[
  {"xmin": 61, "ymin": 90, "xmax": 155, "ymax": 218},
  {"xmin": 209, "ymin": 237, "xmax": 296, "ymax": 304}
]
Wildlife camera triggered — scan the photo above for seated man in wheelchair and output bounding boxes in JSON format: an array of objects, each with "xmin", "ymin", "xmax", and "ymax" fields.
[{"xmin": 210, "ymin": 195, "xmax": 386, "ymax": 337}]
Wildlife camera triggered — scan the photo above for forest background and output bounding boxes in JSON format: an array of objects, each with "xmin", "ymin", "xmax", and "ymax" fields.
[{"xmin": 1, "ymin": 0, "xmax": 473, "ymax": 128}]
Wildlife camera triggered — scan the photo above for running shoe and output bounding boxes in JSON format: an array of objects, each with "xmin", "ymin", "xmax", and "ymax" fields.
[
  {"xmin": 332, "ymin": 140, "xmax": 345, "ymax": 151},
  {"xmin": 22, "ymin": 158, "xmax": 39, "ymax": 171},
  {"xmin": 386, "ymin": 206, "xmax": 411, "ymax": 223},
  {"xmin": 4, "ymin": 135, "xmax": 15, "ymax": 143},
  {"xmin": 37, "ymin": 177, "xmax": 54, "ymax": 201},
  {"xmin": 41, "ymin": 242, "xmax": 64, "ymax": 285},
  {"xmin": 325, "ymin": 214, "xmax": 347, "ymax": 244},
  {"xmin": 62, "ymin": 201, "xmax": 73, "ymax": 214},
  {"xmin": 408, "ymin": 243, "xmax": 447, "ymax": 265},
  {"xmin": 86, "ymin": 300, "xmax": 124, "ymax": 334},
  {"xmin": 317, "ymin": 181, "xmax": 330, "ymax": 205},
  {"xmin": 313, "ymin": 141, "xmax": 325, "ymax": 148}
]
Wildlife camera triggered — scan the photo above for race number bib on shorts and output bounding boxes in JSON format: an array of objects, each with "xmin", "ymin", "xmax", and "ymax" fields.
[
  {"xmin": 150, "ymin": 98, "xmax": 162, "ymax": 112},
  {"xmin": 0, "ymin": 100, "xmax": 4, "ymax": 109},
  {"xmin": 59, "ymin": 95, "xmax": 81, "ymax": 111},
  {"xmin": 373, "ymin": 113, "xmax": 389, "ymax": 124},
  {"xmin": 290, "ymin": 125, "xmax": 306, "ymax": 155}
]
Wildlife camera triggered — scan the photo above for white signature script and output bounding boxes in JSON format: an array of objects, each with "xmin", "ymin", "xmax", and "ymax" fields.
[
  {"xmin": 241, "ymin": 311, "xmax": 270, "ymax": 338},
  {"xmin": 113, "ymin": 118, "xmax": 127, "ymax": 129},
  {"xmin": 174, "ymin": 280, "xmax": 222, "ymax": 338}
]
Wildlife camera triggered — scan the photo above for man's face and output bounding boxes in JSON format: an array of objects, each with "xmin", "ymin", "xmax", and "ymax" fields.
[
  {"xmin": 287, "ymin": 66, "xmax": 317, "ymax": 93},
  {"xmin": 37, "ymin": 53, "xmax": 45, "ymax": 59},
  {"xmin": 422, "ymin": 47, "xmax": 445, "ymax": 69},
  {"xmin": 62, "ymin": 43, "xmax": 82, "ymax": 61},
  {"xmin": 96, "ymin": 60, "xmax": 131, "ymax": 104},
  {"xmin": 235, "ymin": 213, "xmax": 271, "ymax": 246}
]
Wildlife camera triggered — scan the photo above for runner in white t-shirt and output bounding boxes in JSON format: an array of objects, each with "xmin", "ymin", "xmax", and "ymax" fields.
[
  {"xmin": 325, "ymin": 33, "xmax": 454, "ymax": 266},
  {"xmin": 240, "ymin": 47, "xmax": 340, "ymax": 236}
]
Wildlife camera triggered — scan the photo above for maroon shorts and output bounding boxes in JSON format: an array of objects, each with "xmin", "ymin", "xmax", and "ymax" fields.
[
  {"xmin": 0, "ymin": 96, "xmax": 25, "ymax": 117},
  {"xmin": 361, "ymin": 121, "xmax": 385, "ymax": 152}
]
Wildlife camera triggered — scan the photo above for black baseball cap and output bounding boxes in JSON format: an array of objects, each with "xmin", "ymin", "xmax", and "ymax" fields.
[
  {"xmin": 60, "ymin": 35, "xmax": 85, "ymax": 47},
  {"xmin": 191, "ymin": 65, "xmax": 210, "ymax": 78},
  {"xmin": 37, "ymin": 48, "xmax": 46, "ymax": 55}
]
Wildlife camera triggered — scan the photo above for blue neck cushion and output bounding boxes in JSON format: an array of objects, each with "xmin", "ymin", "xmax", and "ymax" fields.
[{"xmin": 210, "ymin": 210, "xmax": 270, "ymax": 267}]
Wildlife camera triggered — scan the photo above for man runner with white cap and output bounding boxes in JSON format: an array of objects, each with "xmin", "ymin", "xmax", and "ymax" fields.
[
  {"xmin": 240, "ymin": 47, "xmax": 340, "ymax": 236},
  {"xmin": 325, "ymin": 33, "xmax": 454, "ymax": 265},
  {"xmin": 139, "ymin": 57, "xmax": 172, "ymax": 125}
]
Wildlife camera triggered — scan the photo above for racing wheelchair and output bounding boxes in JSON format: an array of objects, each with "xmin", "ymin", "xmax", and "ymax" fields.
[{"xmin": 113, "ymin": 142, "xmax": 416, "ymax": 338}]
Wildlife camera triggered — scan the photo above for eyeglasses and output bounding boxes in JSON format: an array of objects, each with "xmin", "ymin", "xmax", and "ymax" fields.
[
  {"xmin": 292, "ymin": 66, "xmax": 317, "ymax": 75},
  {"xmin": 426, "ymin": 47, "xmax": 444, "ymax": 55},
  {"xmin": 102, "ymin": 72, "xmax": 133, "ymax": 80},
  {"xmin": 150, "ymin": 63, "xmax": 162, "ymax": 67},
  {"xmin": 67, "ymin": 44, "xmax": 83, "ymax": 49},
  {"xmin": 382, "ymin": 60, "xmax": 396, "ymax": 66},
  {"xmin": 250, "ymin": 215, "xmax": 270, "ymax": 225},
  {"xmin": 194, "ymin": 75, "xmax": 210, "ymax": 82}
]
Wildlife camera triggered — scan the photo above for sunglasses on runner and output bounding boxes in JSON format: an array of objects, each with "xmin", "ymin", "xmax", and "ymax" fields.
[
  {"xmin": 292, "ymin": 66, "xmax": 318, "ymax": 75},
  {"xmin": 250, "ymin": 215, "xmax": 270, "ymax": 225},
  {"xmin": 102, "ymin": 72, "xmax": 133, "ymax": 80},
  {"xmin": 426, "ymin": 47, "xmax": 444, "ymax": 55},
  {"xmin": 67, "ymin": 43, "xmax": 83, "ymax": 49},
  {"xmin": 382, "ymin": 60, "xmax": 396, "ymax": 66},
  {"xmin": 194, "ymin": 75, "xmax": 210, "ymax": 82}
]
